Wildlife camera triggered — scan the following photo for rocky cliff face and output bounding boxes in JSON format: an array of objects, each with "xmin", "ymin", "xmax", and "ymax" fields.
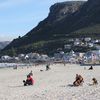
[
  {"xmin": 47, "ymin": 1, "xmax": 84, "ymax": 22},
  {"xmin": 2, "ymin": 0, "xmax": 100, "ymax": 55},
  {"xmin": 69, "ymin": 0, "xmax": 100, "ymax": 33}
]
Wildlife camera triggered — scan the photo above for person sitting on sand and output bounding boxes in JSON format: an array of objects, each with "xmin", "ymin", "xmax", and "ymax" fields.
[
  {"xmin": 78, "ymin": 75, "xmax": 84, "ymax": 84},
  {"xmin": 23, "ymin": 75, "xmax": 34, "ymax": 86},
  {"xmin": 89, "ymin": 66, "xmax": 93, "ymax": 70},
  {"xmin": 92, "ymin": 78, "xmax": 98, "ymax": 85},
  {"xmin": 73, "ymin": 74, "xmax": 84, "ymax": 86}
]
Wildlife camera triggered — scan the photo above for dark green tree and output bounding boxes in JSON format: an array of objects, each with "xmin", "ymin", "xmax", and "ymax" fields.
[{"xmin": 11, "ymin": 47, "xmax": 16, "ymax": 56}]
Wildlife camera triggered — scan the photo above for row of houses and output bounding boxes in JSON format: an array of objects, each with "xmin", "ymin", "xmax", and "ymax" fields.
[
  {"xmin": 1, "ymin": 49, "xmax": 100, "ymax": 64},
  {"xmin": 0, "ymin": 53, "xmax": 49, "ymax": 63},
  {"xmin": 54, "ymin": 50, "xmax": 100, "ymax": 64},
  {"xmin": 64, "ymin": 38, "xmax": 100, "ymax": 49},
  {"xmin": 0, "ymin": 50, "xmax": 100, "ymax": 65}
]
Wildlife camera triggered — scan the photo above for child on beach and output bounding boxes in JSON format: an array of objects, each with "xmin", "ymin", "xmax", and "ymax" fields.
[
  {"xmin": 92, "ymin": 78, "xmax": 98, "ymax": 85},
  {"xmin": 23, "ymin": 75, "xmax": 34, "ymax": 86}
]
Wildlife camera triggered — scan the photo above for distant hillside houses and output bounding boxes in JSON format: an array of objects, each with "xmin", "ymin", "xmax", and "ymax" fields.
[
  {"xmin": 0, "ymin": 37, "xmax": 100, "ymax": 64},
  {"xmin": 54, "ymin": 49, "xmax": 100, "ymax": 64},
  {"xmin": 83, "ymin": 50, "xmax": 100, "ymax": 64},
  {"xmin": 64, "ymin": 38, "xmax": 100, "ymax": 50},
  {"xmin": 54, "ymin": 50, "xmax": 78, "ymax": 63}
]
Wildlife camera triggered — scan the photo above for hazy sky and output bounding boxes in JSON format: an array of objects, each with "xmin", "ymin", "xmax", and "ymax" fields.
[{"xmin": 0, "ymin": 0, "xmax": 87, "ymax": 41}]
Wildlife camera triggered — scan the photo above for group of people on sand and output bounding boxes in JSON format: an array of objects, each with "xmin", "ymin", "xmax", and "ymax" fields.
[
  {"xmin": 22, "ymin": 65, "xmax": 97, "ymax": 87},
  {"xmin": 23, "ymin": 63, "xmax": 51, "ymax": 86},
  {"xmin": 73, "ymin": 74, "xmax": 98, "ymax": 86}
]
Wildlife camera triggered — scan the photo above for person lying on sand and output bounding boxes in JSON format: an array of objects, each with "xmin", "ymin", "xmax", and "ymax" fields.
[
  {"xmin": 23, "ymin": 75, "xmax": 34, "ymax": 86},
  {"xmin": 73, "ymin": 74, "xmax": 84, "ymax": 86}
]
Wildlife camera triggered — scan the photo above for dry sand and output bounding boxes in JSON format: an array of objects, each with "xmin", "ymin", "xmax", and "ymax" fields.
[{"xmin": 0, "ymin": 64, "xmax": 100, "ymax": 100}]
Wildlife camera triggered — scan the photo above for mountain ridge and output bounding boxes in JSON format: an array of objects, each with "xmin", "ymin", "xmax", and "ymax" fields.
[
  {"xmin": 0, "ymin": 41, "xmax": 10, "ymax": 50},
  {"xmin": 4, "ymin": 1, "xmax": 85, "ymax": 49},
  {"xmin": 1, "ymin": 0, "xmax": 100, "ymax": 55}
]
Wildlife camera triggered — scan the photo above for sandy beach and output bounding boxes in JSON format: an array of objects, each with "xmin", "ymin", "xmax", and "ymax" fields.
[{"xmin": 0, "ymin": 64, "xmax": 100, "ymax": 100}]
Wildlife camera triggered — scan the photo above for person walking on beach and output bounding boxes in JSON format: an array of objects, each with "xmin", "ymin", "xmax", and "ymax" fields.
[{"xmin": 46, "ymin": 64, "xmax": 50, "ymax": 71}]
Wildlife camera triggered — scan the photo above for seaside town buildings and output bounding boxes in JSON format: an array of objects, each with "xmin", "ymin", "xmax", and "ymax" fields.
[{"xmin": 0, "ymin": 38, "xmax": 100, "ymax": 64}]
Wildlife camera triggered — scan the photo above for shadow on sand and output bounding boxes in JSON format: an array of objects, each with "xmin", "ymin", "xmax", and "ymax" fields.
[
  {"xmin": 67, "ymin": 84, "xmax": 74, "ymax": 87},
  {"xmin": 60, "ymin": 84, "xmax": 74, "ymax": 88},
  {"xmin": 8, "ymin": 85, "xmax": 25, "ymax": 88}
]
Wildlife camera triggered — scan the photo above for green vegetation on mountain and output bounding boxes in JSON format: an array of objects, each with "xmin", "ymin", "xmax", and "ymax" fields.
[{"xmin": 1, "ymin": 0, "xmax": 100, "ymax": 56}]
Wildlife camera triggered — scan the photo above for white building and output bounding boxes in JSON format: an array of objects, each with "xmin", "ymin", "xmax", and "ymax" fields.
[
  {"xmin": 26, "ymin": 53, "xmax": 40, "ymax": 59},
  {"xmin": 39, "ymin": 54, "xmax": 49, "ymax": 61},
  {"xmin": 1, "ymin": 55, "xmax": 12, "ymax": 61},
  {"xmin": 85, "ymin": 37, "xmax": 91, "ymax": 42},
  {"xmin": 88, "ymin": 43, "xmax": 94, "ymax": 47},
  {"xmin": 18, "ymin": 54, "xmax": 25, "ymax": 59},
  {"xmin": 64, "ymin": 44, "xmax": 71, "ymax": 49}
]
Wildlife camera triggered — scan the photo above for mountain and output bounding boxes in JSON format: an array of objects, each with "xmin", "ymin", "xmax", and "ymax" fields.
[
  {"xmin": 1, "ymin": 0, "xmax": 100, "ymax": 55},
  {"xmin": 0, "ymin": 41, "xmax": 10, "ymax": 50}
]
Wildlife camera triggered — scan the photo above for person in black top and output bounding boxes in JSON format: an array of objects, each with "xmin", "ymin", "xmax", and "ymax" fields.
[{"xmin": 89, "ymin": 66, "xmax": 93, "ymax": 70}]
